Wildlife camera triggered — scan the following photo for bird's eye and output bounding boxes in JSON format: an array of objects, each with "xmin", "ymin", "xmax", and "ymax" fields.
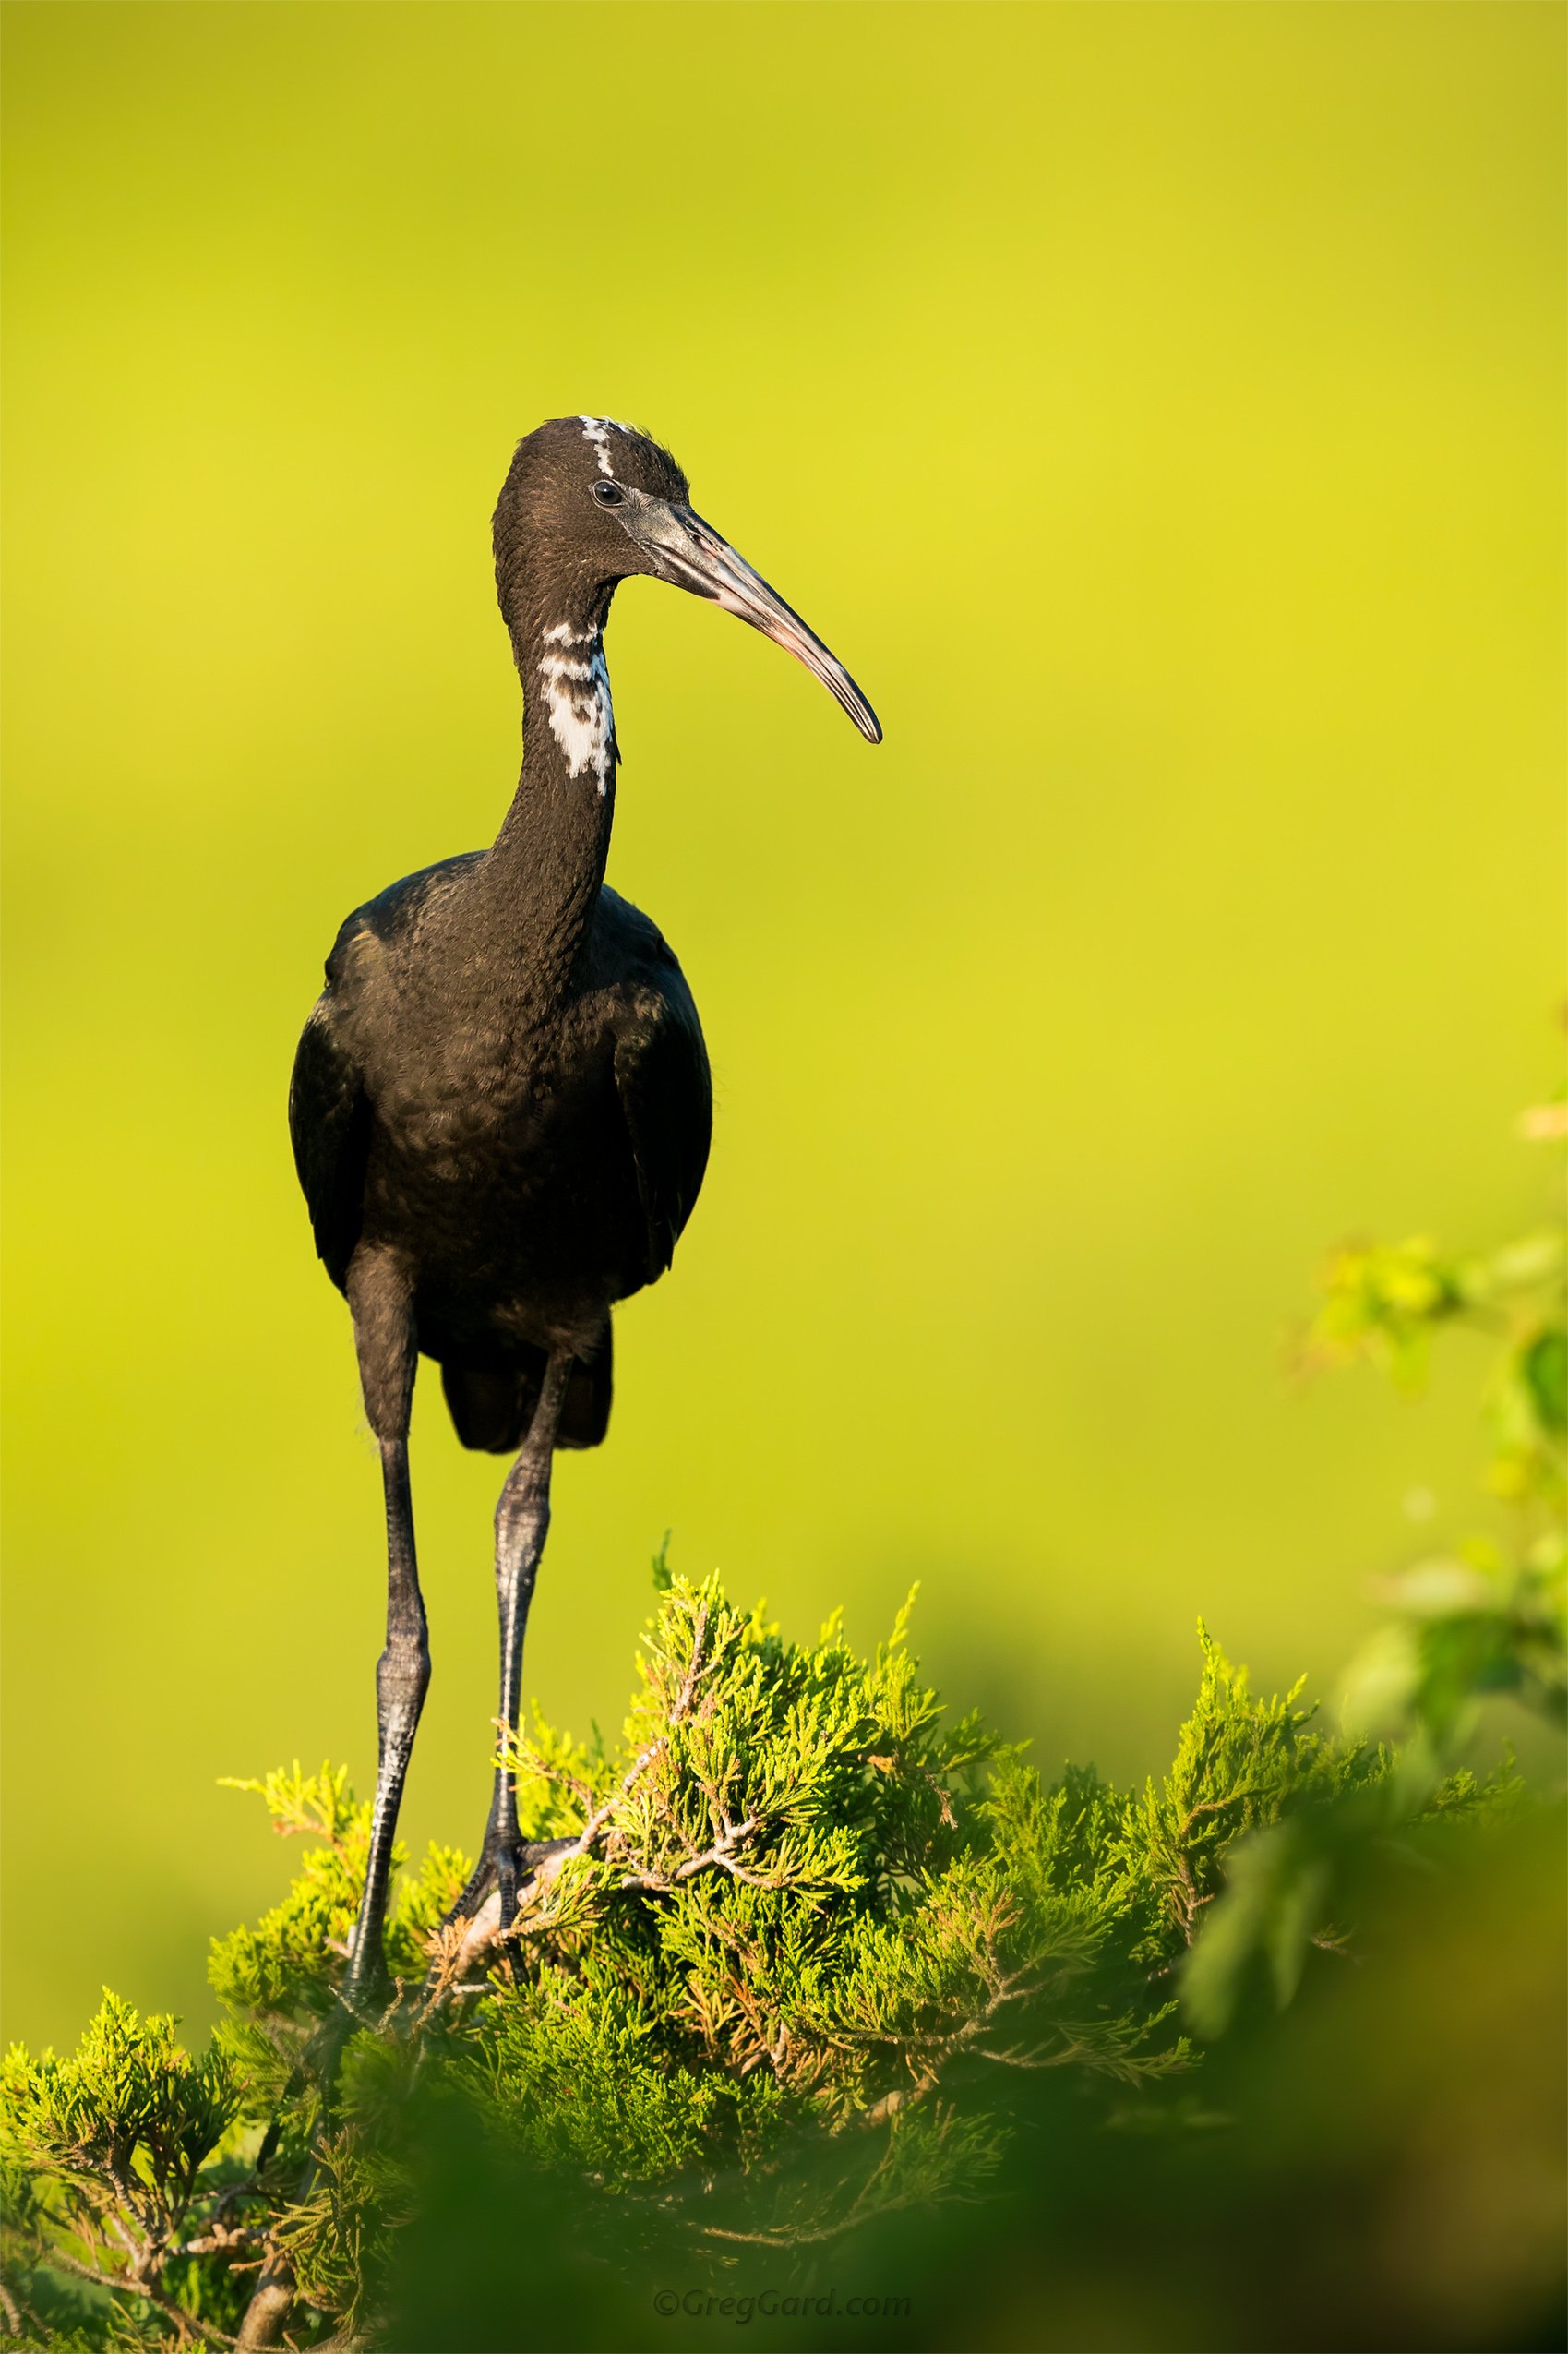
[{"xmin": 591, "ymin": 480, "xmax": 626, "ymax": 508}]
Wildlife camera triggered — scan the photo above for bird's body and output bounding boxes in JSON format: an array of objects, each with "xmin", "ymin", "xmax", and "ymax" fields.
[
  {"xmin": 293, "ymin": 855, "xmax": 710, "ymax": 1450},
  {"xmin": 289, "ymin": 415, "xmax": 878, "ymax": 2000}
]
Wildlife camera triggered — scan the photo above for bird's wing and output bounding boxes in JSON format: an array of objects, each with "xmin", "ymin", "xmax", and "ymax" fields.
[
  {"xmin": 612, "ymin": 981, "xmax": 713, "ymax": 1284},
  {"xmin": 288, "ymin": 854, "xmax": 481, "ymax": 1291},
  {"xmin": 288, "ymin": 998, "xmax": 372, "ymax": 1291}
]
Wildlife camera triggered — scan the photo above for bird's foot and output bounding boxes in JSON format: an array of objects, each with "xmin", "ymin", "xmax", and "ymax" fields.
[
  {"xmin": 296, "ymin": 1960, "xmax": 390, "ymax": 2096},
  {"xmin": 325, "ymin": 1921, "xmax": 418, "ymax": 2053},
  {"xmin": 430, "ymin": 1829, "xmax": 577, "ymax": 1984},
  {"xmin": 337, "ymin": 1944, "xmax": 394, "ymax": 2025}
]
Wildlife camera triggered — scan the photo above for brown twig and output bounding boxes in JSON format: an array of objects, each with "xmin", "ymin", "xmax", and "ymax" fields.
[
  {"xmin": 233, "ymin": 2248, "xmax": 296, "ymax": 2349},
  {"xmin": 569, "ymin": 1734, "xmax": 668, "ymax": 1856},
  {"xmin": 670, "ymin": 1599, "xmax": 711, "ymax": 1723},
  {"xmin": 619, "ymin": 1815, "xmax": 767, "ymax": 1891},
  {"xmin": 176, "ymin": 2222, "xmax": 266, "ymax": 2259},
  {"xmin": 45, "ymin": 2247, "xmax": 241, "ymax": 2346}
]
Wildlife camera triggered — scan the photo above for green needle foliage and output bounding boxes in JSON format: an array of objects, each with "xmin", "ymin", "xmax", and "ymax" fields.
[
  {"xmin": 3, "ymin": 1159, "xmax": 1562, "ymax": 2352},
  {"xmin": 1175, "ymin": 1150, "xmax": 1567, "ymax": 2047},
  {"xmin": 0, "ymin": 1591, "xmax": 1535, "ymax": 2350}
]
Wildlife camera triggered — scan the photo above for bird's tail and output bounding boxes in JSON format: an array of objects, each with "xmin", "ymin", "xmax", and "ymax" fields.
[{"xmin": 439, "ymin": 1322, "xmax": 612, "ymax": 1454}]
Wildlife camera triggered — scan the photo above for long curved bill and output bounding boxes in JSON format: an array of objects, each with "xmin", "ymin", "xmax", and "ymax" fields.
[{"xmin": 643, "ymin": 506, "xmax": 882, "ymax": 745}]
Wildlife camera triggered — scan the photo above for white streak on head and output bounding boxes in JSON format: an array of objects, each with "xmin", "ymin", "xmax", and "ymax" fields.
[
  {"xmin": 580, "ymin": 415, "xmax": 617, "ymax": 477},
  {"xmin": 538, "ymin": 631, "xmax": 615, "ymax": 797},
  {"xmin": 579, "ymin": 415, "xmax": 636, "ymax": 478}
]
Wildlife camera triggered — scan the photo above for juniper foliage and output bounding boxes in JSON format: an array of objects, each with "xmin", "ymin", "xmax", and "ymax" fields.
[
  {"xmin": 3, "ymin": 1169, "xmax": 1560, "ymax": 2351},
  {"xmin": 2, "ymin": 1585, "xmax": 1530, "ymax": 2350},
  {"xmin": 1181, "ymin": 1176, "xmax": 1566, "ymax": 2037}
]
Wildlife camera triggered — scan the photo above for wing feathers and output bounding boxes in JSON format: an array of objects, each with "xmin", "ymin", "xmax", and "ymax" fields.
[
  {"xmin": 288, "ymin": 1003, "xmax": 372, "ymax": 1290},
  {"xmin": 612, "ymin": 999, "xmax": 712, "ymax": 1283}
]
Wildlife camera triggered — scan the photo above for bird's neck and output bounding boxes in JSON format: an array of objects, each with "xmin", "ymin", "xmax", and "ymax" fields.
[{"xmin": 481, "ymin": 585, "xmax": 619, "ymax": 1013}]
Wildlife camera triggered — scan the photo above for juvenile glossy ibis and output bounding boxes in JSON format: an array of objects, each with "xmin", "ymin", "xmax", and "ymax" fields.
[{"xmin": 289, "ymin": 416, "xmax": 880, "ymax": 2000}]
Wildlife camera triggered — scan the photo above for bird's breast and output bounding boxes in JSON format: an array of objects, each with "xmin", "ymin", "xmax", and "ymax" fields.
[{"xmin": 353, "ymin": 1020, "xmax": 643, "ymax": 1334}]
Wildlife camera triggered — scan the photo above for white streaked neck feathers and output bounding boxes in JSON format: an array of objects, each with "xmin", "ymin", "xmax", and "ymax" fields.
[{"xmin": 535, "ymin": 621, "xmax": 615, "ymax": 798}]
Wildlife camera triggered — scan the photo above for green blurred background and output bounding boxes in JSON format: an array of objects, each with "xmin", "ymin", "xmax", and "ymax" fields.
[{"xmin": 2, "ymin": 1, "xmax": 1562, "ymax": 2051}]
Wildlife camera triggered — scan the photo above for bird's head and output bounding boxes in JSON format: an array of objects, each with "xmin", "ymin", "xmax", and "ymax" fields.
[{"xmin": 494, "ymin": 416, "xmax": 881, "ymax": 744}]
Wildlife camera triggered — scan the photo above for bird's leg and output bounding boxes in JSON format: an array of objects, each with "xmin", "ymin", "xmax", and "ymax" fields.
[
  {"xmin": 343, "ymin": 1250, "xmax": 427, "ymax": 2012},
  {"xmin": 241, "ymin": 1458, "xmax": 426, "ymax": 2354},
  {"xmin": 448, "ymin": 1349, "xmax": 573, "ymax": 1938},
  {"xmin": 341, "ymin": 1435, "xmax": 428, "ymax": 2008}
]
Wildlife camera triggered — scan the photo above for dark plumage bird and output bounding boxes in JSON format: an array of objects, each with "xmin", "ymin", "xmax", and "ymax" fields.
[{"xmin": 289, "ymin": 416, "xmax": 880, "ymax": 1999}]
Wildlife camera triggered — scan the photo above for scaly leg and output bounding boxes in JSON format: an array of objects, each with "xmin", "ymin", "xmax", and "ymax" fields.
[
  {"xmin": 238, "ymin": 1260, "xmax": 428, "ymax": 2349},
  {"xmin": 343, "ymin": 1249, "xmax": 428, "ymax": 2009},
  {"xmin": 447, "ymin": 1348, "xmax": 573, "ymax": 1935}
]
